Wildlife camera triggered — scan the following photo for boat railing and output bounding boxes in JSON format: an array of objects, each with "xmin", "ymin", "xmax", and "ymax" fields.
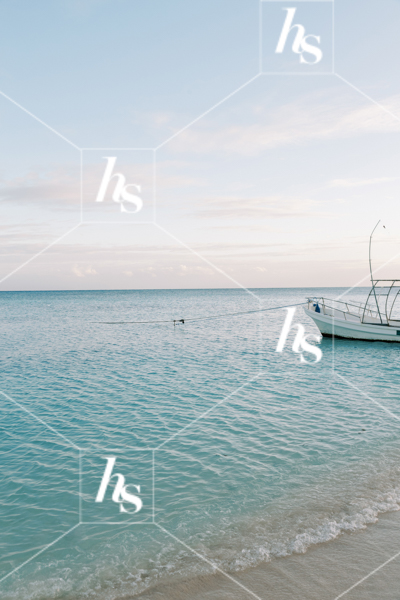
[
  {"xmin": 306, "ymin": 297, "xmax": 382, "ymax": 322},
  {"xmin": 366, "ymin": 279, "xmax": 400, "ymax": 324},
  {"xmin": 308, "ymin": 280, "xmax": 400, "ymax": 324}
]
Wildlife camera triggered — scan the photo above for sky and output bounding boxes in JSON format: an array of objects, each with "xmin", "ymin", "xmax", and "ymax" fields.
[{"xmin": 1, "ymin": 0, "xmax": 400, "ymax": 291}]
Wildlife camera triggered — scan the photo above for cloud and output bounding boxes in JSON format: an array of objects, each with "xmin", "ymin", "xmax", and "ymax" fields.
[
  {"xmin": 0, "ymin": 159, "xmax": 201, "ymax": 212},
  {"xmin": 167, "ymin": 90, "xmax": 400, "ymax": 156},
  {"xmin": 0, "ymin": 167, "xmax": 80, "ymax": 209},
  {"xmin": 329, "ymin": 177, "xmax": 399, "ymax": 188},
  {"xmin": 72, "ymin": 265, "xmax": 97, "ymax": 277},
  {"xmin": 190, "ymin": 195, "xmax": 327, "ymax": 219}
]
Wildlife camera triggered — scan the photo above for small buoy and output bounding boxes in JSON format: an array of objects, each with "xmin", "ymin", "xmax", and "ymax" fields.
[{"xmin": 173, "ymin": 319, "xmax": 185, "ymax": 326}]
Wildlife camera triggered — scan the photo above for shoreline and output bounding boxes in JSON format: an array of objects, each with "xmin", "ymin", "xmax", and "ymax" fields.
[{"xmin": 135, "ymin": 510, "xmax": 400, "ymax": 600}]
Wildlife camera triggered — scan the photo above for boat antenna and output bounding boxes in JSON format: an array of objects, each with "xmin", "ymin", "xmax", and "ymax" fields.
[
  {"xmin": 369, "ymin": 220, "xmax": 380, "ymax": 286},
  {"xmin": 369, "ymin": 220, "xmax": 382, "ymax": 322}
]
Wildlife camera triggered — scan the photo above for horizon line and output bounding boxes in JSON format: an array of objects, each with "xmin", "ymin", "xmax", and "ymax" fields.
[{"xmin": 0, "ymin": 285, "xmax": 372, "ymax": 293}]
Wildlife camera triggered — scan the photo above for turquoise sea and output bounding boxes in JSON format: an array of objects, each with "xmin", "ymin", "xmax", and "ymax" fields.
[{"xmin": 1, "ymin": 288, "xmax": 400, "ymax": 599}]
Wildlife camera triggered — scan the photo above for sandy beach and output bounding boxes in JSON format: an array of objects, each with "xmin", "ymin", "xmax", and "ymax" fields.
[{"xmin": 135, "ymin": 510, "xmax": 400, "ymax": 600}]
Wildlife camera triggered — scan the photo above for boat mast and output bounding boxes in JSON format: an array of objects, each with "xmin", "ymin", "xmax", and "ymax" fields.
[{"xmin": 369, "ymin": 220, "xmax": 382, "ymax": 323}]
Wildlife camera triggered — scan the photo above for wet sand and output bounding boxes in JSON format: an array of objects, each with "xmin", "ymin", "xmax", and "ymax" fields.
[{"xmin": 134, "ymin": 511, "xmax": 400, "ymax": 600}]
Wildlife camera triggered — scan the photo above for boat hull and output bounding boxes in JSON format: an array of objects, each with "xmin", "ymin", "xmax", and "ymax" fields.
[{"xmin": 304, "ymin": 307, "xmax": 400, "ymax": 343}]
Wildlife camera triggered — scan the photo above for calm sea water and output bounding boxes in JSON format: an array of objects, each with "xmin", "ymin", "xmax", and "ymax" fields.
[{"xmin": 1, "ymin": 288, "xmax": 400, "ymax": 599}]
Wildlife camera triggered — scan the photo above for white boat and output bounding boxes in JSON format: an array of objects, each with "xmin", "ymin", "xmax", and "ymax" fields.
[
  {"xmin": 304, "ymin": 286, "xmax": 400, "ymax": 342},
  {"xmin": 304, "ymin": 221, "xmax": 400, "ymax": 342}
]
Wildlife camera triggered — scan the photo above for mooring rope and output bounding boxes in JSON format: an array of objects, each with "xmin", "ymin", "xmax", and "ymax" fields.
[{"xmin": 95, "ymin": 301, "xmax": 305, "ymax": 325}]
